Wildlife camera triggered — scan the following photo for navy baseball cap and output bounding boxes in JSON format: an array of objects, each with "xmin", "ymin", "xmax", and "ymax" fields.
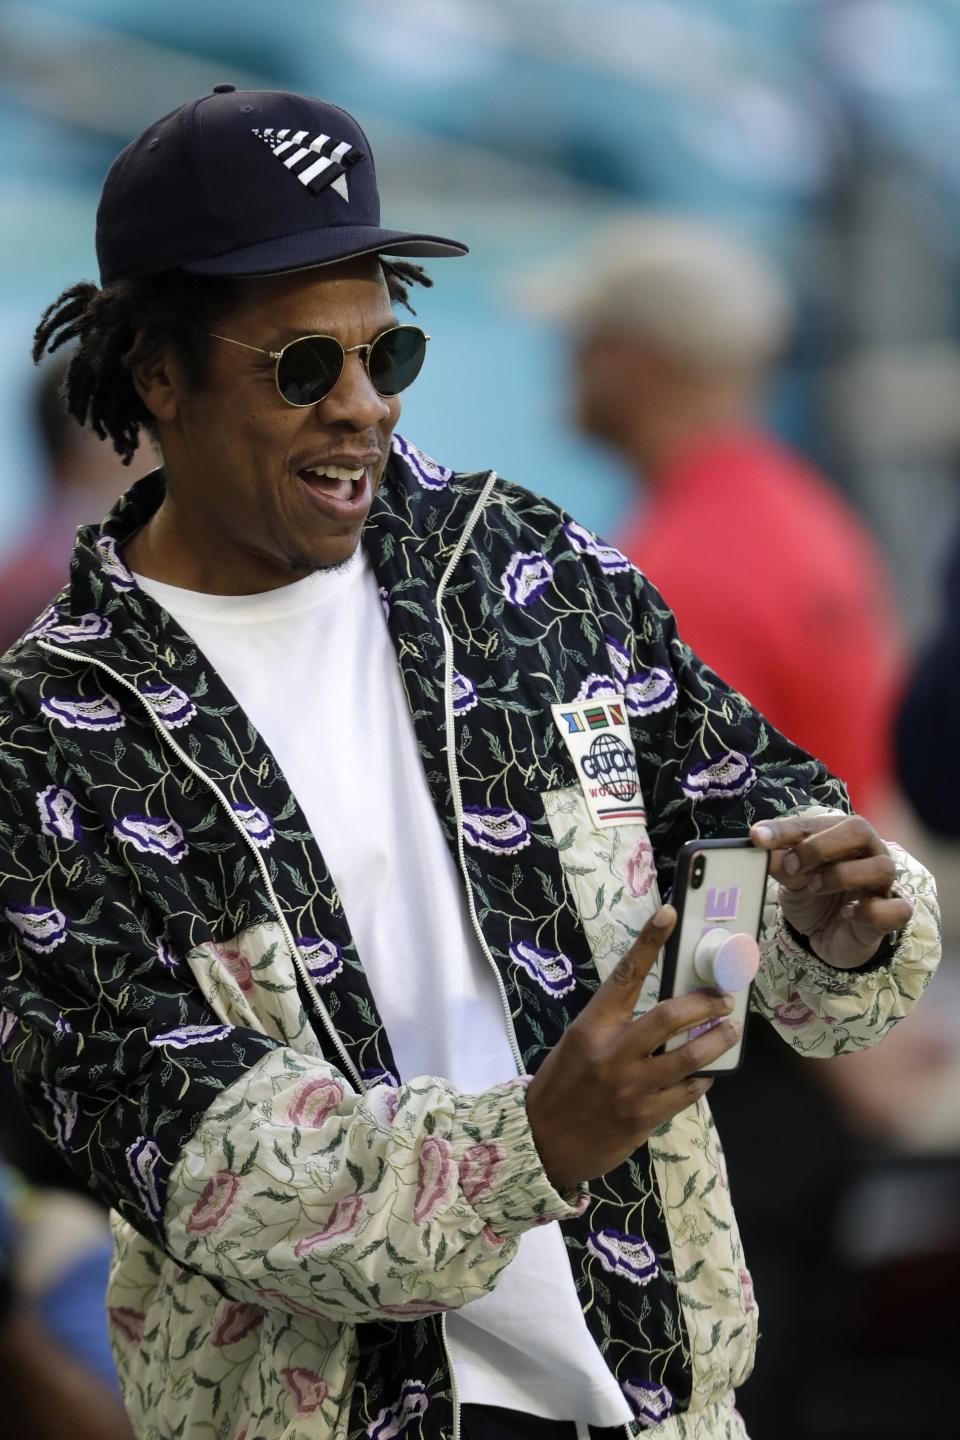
[{"xmin": 95, "ymin": 85, "xmax": 468, "ymax": 285}]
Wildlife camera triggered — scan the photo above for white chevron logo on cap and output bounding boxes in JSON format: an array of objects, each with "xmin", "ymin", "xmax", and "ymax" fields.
[{"xmin": 253, "ymin": 127, "xmax": 363, "ymax": 200}]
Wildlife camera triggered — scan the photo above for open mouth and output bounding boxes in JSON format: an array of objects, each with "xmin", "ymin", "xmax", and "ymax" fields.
[{"xmin": 299, "ymin": 462, "xmax": 367, "ymax": 502}]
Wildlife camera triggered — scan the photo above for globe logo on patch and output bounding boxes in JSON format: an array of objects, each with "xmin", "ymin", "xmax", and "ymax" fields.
[{"xmin": 580, "ymin": 734, "xmax": 639, "ymax": 802}]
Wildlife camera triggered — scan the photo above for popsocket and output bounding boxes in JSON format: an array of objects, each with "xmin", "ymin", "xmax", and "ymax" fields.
[{"xmin": 693, "ymin": 927, "xmax": 760, "ymax": 993}]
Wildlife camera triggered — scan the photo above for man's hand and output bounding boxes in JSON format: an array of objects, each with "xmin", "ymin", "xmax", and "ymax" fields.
[
  {"xmin": 750, "ymin": 813, "xmax": 914, "ymax": 970},
  {"xmin": 525, "ymin": 906, "xmax": 738, "ymax": 1192}
]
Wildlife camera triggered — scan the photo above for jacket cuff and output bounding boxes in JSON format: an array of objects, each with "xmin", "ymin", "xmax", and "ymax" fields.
[{"xmin": 452, "ymin": 1079, "xmax": 589, "ymax": 1239}]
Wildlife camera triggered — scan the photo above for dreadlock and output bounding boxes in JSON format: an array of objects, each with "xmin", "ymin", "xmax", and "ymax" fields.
[{"xmin": 32, "ymin": 259, "xmax": 432, "ymax": 466}]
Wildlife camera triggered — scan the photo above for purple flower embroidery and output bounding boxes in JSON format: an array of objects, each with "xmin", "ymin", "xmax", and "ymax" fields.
[
  {"xmin": 149, "ymin": 1023, "xmax": 233, "ymax": 1050},
  {"xmin": 593, "ymin": 543, "xmax": 631, "ymax": 573},
  {"xmin": 605, "ymin": 634, "xmax": 632, "ymax": 683},
  {"xmin": 296, "ymin": 936, "xmax": 344, "ymax": 985},
  {"xmin": 361, "ymin": 1066, "xmax": 400, "ymax": 1088},
  {"xmin": 54, "ymin": 1015, "xmax": 72, "ymax": 1035},
  {"xmin": 40, "ymin": 613, "xmax": 112, "ymax": 644},
  {"xmin": 682, "ymin": 750, "xmax": 757, "ymax": 800},
  {"xmin": 563, "ymin": 520, "xmax": 597, "ymax": 555},
  {"xmin": 4, "ymin": 904, "xmax": 68, "ymax": 954},
  {"xmin": 41, "ymin": 694, "xmax": 124, "ymax": 731},
  {"xmin": 501, "ymin": 551, "xmax": 555, "ymax": 607},
  {"xmin": 156, "ymin": 935, "xmax": 178, "ymax": 972},
  {"xmin": 126, "ymin": 1136, "xmax": 163, "ymax": 1225},
  {"xmin": 379, "ymin": 586, "xmax": 391, "ymax": 621},
  {"xmin": 232, "ymin": 803, "xmax": 274, "ymax": 849},
  {"xmin": 113, "ymin": 814, "xmax": 188, "ymax": 862},
  {"xmin": 37, "ymin": 785, "xmax": 81, "ymax": 841},
  {"xmin": 391, "ymin": 433, "xmax": 453, "ymax": 491},
  {"xmin": 587, "ymin": 1228, "xmax": 659, "ymax": 1286},
  {"xmin": 621, "ymin": 1378, "xmax": 674, "ymax": 1428},
  {"xmin": 95, "ymin": 536, "xmax": 136, "ymax": 591},
  {"xmin": 138, "ymin": 682, "xmax": 196, "ymax": 729},
  {"xmin": 576, "ymin": 673, "xmax": 620, "ymax": 702},
  {"xmin": 0, "ymin": 1009, "xmax": 18, "ymax": 1049},
  {"xmin": 24, "ymin": 605, "xmax": 59, "ymax": 641},
  {"xmin": 463, "ymin": 805, "xmax": 532, "ymax": 855},
  {"xmin": 452, "ymin": 670, "xmax": 478, "ymax": 715},
  {"xmin": 368, "ymin": 1380, "xmax": 430, "ymax": 1440},
  {"xmin": 42, "ymin": 1083, "xmax": 78, "ymax": 1147},
  {"xmin": 563, "ymin": 522, "xmax": 631, "ymax": 573},
  {"xmin": 625, "ymin": 668, "xmax": 678, "ymax": 716},
  {"xmin": 509, "ymin": 940, "xmax": 576, "ymax": 997}
]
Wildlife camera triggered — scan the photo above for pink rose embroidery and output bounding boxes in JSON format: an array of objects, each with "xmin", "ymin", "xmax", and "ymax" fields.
[
  {"xmin": 773, "ymin": 992, "xmax": 816, "ymax": 1029},
  {"xmin": 217, "ymin": 947, "xmax": 254, "ymax": 993},
  {"xmin": 108, "ymin": 1306, "xmax": 145, "ymax": 1344},
  {"xmin": 624, "ymin": 836, "xmax": 655, "ymax": 899},
  {"xmin": 740, "ymin": 1268, "xmax": 756, "ymax": 1313},
  {"xmin": 211, "ymin": 1300, "xmax": 265, "ymax": 1347},
  {"xmin": 185, "ymin": 1169, "xmax": 240, "ymax": 1235},
  {"xmin": 294, "ymin": 1193, "xmax": 366, "ymax": 1256},
  {"xmin": 287, "ymin": 1075, "xmax": 344, "ymax": 1129},
  {"xmin": 481, "ymin": 1224, "xmax": 506, "ymax": 1249},
  {"xmin": 413, "ymin": 1136, "xmax": 455, "ymax": 1223},
  {"xmin": 378, "ymin": 1299, "xmax": 452, "ymax": 1318},
  {"xmin": 281, "ymin": 1367, "xmax": 328, "ymax": 1415},
  {"xmin": 458, "ymin": 1142, "xmax": 505, "ymax": 1204}
]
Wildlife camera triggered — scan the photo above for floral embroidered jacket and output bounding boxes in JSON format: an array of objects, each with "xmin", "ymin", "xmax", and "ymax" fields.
[{"xmin": 0, "ymin": 438, "xmax": 940, "ymax": 1440}]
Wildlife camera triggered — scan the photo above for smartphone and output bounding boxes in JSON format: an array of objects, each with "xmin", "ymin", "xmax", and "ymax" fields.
[{"xmin": 657, "ymin": 838, "xmax": 770, "ymax": 1074}]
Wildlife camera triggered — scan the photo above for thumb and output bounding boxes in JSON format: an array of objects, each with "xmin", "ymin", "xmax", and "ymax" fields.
[{"xmin": 589, "ymin": 904, "xmax": 676, "ymax": 1021}]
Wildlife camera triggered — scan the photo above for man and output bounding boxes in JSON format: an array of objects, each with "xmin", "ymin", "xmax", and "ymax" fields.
[
  {"xmin": 0, "ymin": 89, "xmax": 938, "ymax": 1440},
  {"xmin": 561, "ymin": 216, "xmax": 903, "ymax": 819}
]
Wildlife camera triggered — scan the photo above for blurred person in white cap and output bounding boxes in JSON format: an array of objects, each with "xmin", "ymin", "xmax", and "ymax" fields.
[
  {"xmin": 557, "ymin": 214, "xmax": 934, "ymax": 1437},
  {"xmin": 564, "ymin": 215, "xmax": 903, "ymax": 820}
]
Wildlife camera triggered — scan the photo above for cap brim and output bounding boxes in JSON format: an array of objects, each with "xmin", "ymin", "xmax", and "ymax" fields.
[{"xmin": 183, "ymin": 224, "xmax": 467, "ymax": 277}]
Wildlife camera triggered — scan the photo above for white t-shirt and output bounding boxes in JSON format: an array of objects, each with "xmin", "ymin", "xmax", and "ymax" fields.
[{"xmin": 135, "ymin": 549, "xmax": 632, "ymax": 1427}]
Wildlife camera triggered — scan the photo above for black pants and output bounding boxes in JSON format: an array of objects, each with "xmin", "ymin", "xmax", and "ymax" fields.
[{"xmin": 460, "ymin": 1404, "xmax": 626, "ymax": 1440}]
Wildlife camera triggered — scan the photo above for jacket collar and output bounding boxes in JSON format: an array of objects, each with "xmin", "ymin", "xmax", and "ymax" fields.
[{"xmin": 25, "ymin": 438, "xmax": 492, "ymax": 689}]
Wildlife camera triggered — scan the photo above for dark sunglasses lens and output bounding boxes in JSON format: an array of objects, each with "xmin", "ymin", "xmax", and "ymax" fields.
[
  {"xmin": 368, "ymin": 327, "xmax": 428, "ymax": 396},
  {"xmin": 276, "ymin": 337, "xmax": 344, "ymax": 405}
]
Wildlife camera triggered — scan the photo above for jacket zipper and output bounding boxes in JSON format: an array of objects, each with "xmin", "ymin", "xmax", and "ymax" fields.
[
  {"xmin": 434, "ymin": 471, "xmax": 525, "ymax": 1079},
  {"xmin": 435, "ymin": 479, "xmax": 635, "ymax": 1440},
  {"xmin": 36, "ymin": 640, "xmax": 364, "ymax": 1092},
  {"xmin": 435, "ymin": 471, "xmax": 525, "ymax": 1440}
]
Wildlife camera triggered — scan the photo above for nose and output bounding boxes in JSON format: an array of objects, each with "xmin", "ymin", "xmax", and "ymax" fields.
[{"xmin": 316, "ymin": 349, "xmax": 392, "ymax": 429}]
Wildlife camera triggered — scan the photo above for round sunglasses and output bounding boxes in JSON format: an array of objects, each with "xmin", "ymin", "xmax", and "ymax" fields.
[{"xmin": 206, "ymin": 323, "xmax": 430, "ymax": 407}]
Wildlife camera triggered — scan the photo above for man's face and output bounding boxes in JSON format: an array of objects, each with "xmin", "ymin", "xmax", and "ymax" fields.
[
  {"xmin": 571, "ymin": 330, "xmax": 628, "ymax": 445},
  {"xmin": 153, "ymin": 257, "xmax": 402, "ymax": 591}
]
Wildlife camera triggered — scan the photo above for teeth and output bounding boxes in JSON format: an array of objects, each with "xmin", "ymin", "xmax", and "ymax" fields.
[{"xmin": 305, "ymin": 464, "xmax": 364, "ymax": 482}]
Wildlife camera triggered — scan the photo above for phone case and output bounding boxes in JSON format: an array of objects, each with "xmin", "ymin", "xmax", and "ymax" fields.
[{"xmin": 657, "ymin": 838, "xmax": 770, "ymax": 1074}]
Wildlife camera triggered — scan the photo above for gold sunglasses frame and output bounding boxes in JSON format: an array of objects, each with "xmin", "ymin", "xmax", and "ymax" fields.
[{"xmin": 206, "ymin": 323, "xmax": 431, "ymax": 407}]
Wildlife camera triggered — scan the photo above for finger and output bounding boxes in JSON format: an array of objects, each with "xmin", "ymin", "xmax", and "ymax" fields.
[
  {"xmin": 750, "ymin": 813, "xmax": 841, "ymax": 855},
  {"xmin": 648, "ymin": 1018, "xmax": 742, "ymax": 1083},
  {"xmin": 589, "ymin": 905, "xmax": 676, "ymax": 1020},
  {"xmin": 839, "ymin": 895, "xmax": 914, "ymax": 931},
  {"xmin": 640, "ymin": 1074, "xmax": 714, "ymax": 1130},
  {"xmin": 635, "ymin": 988, "xmax": 735, "ymax": 1051},
  {"xmin": 777, "ymin": 816, "xmax": 885, "ymax": 882},
  {"xmin": 807, "ymin": 854, "xmax": 897, "ymax": 897}
]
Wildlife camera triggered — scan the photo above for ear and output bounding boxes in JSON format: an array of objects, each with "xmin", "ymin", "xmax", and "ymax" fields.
[{"xmin": 129, "ymin": 332, "xmax": 182, "ymax": 425}]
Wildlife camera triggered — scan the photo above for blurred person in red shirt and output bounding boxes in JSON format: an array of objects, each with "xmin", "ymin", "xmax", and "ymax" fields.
[
  {"xmin": 0, "ymin": 355, "xmax": 153, "ymax": 654},
  {"xmin": 550, "ymin": 216, "xmax": 920, "ymax": 1439},
  {"xmin": 562, "ymin": 215, "xmax": 902, "ymax": 820}
]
